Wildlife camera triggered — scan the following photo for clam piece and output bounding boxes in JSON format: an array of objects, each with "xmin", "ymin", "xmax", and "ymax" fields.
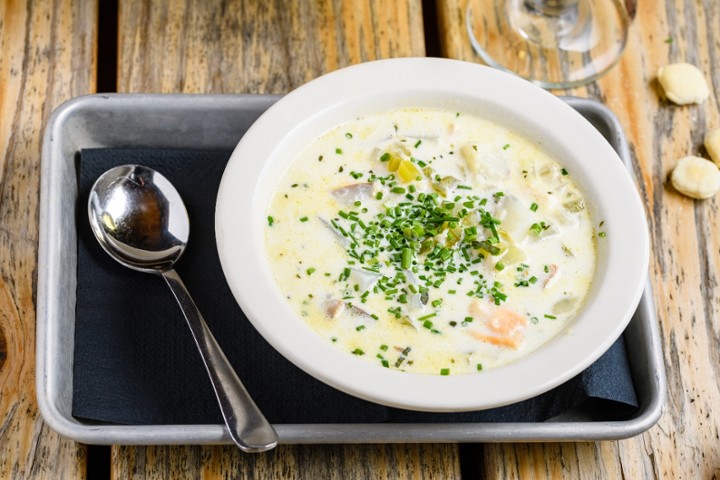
[
  {"xmin": 326, "ymin": 299, "xmax": 345, "ymax": 319},
  {"xmin": 331, "ymin": 183, "xmax": 373, "ymax": 205},
  {"xmin": 544, "ymin": 264, "xmax": 560, "ymax": 289},
  {"xmin": 348, "ymin": 268, "xmax": 381, "ymax": 292},
  {"xmin": 405, "ymin": 270, "xmax": 428, "ymax": 313}
]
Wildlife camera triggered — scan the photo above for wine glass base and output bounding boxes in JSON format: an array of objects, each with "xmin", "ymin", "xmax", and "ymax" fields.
[{"xmin": 466, "ymin": 0, "xmax": 629, "ymax": 89}]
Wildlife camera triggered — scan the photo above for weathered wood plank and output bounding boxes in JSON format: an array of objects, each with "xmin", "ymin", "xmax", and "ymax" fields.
[
  {"xmin": 438, "ymin": 0, "xmax": 720, "ymax": 478},
  {"xmin": 113, "ymin": 1, "xmax": 460, "ymax": 478},
  {"xmin": 117, "ymin": 0, "xmax": 426, "ymax": 94},
  {"xmin": 0, "ymin": 0, "xmax": 97, "ymax": 478},
  {"xmin": 112, "ymin": 444, "xmax": 460, "ymax": 480}
]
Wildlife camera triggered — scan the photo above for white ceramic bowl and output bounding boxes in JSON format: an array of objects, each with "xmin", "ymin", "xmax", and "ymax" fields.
[{"xmin": 215, "ymin": 58, "xmax": 649, "ymax": 412}]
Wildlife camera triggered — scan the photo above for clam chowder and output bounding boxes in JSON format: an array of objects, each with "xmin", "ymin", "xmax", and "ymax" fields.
[{"xmin": 265, "ymin": 108, "xmax": 597, "ymax": 375}]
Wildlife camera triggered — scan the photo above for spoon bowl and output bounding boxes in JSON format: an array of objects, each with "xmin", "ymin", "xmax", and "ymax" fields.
[
  {"xmin": 88, "ymin": 164, "xmax": 278, "ymax": 452},
  {"xmin": 88, "ymin": 164, "xmax": 188, "ymax": 272}
]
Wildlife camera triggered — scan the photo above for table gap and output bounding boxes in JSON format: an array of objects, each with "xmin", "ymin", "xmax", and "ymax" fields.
[
  {"xmin": 85, "ymin": 3, "xmax": 118, "ymax": 477},
  {"xmin": 460, "ymin": 443, "xmax": 486, "ymax": 478},
  {"xmin": 422, "ymin": 0, "xmax": 442, "ymax": 57},
  {"xmin": 86, "ymin": 444, "xmax": 111, "ymax": 479},
  {"xmin": 97, "ymin": 0, "xmax": 119, "ymax": 93}
]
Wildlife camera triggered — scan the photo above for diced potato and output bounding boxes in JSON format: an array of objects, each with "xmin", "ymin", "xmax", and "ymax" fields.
[
  {"xmin": 460, "ymin": 143, "xmax": 479, "ymax": 173},
  {"xmin": 397, "ymin": 160, "xmax": 421, "ymax": 182},
  {"xmin": 501, "ymin": 244, "xmax": 527, "ymax": 266},
  {"xmin": 562, "ymin": 196, "xmax": 585, "ymax": 213},
  {"xmin": 431, "ymin": 176, "xmax": 460, "ymax": 197},
  {"xmin": 387, "ymin": 154, "xmax": 402, "ymax": 172},
  {"xmin": 552, "ymin": 298, "xmax": 577, "ymax": 315},
  {"xmin": 498, "ymin": 196, "xmax": 532, "ymax": 242}
]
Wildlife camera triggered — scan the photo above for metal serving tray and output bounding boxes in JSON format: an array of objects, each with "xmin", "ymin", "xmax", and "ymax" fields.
[{"xmin": 37, "ymin": 94, "xmax": 666, "ymax": 445}]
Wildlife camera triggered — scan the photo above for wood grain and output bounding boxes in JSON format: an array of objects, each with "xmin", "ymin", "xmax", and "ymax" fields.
[
  {"xmin": 0, "ymin": 0, "xmax": 97, "ymax": 478},
  {"xmin": 113, "ymin": 1, "xmax": 460, "ymax": 478},
  {"xmin": 438, "ymin": 0, "xmax": 720, "ymax": 478},
  {"xmin": 112, "ymin": 444, "xmax": 460, "ymax": 480},
  {"xmin": 117, "ymin": 0, "xmax": 426, "ymax": 94}
]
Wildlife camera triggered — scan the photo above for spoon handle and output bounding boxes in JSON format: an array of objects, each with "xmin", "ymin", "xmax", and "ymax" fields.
[{"xmin": 162, "ymin": 269, "xmax": 278, "ymax": 452}]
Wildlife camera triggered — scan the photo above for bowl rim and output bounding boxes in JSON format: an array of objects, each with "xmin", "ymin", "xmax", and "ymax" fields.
[{"xmin": 215, "ymin": 58, "xmax": 649, "ymax": 412}]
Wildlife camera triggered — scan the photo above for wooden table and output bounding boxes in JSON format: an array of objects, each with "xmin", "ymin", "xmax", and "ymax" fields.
[{"xmin": 1, "ymin": 0, "xmax": 718, "ymax": 478}]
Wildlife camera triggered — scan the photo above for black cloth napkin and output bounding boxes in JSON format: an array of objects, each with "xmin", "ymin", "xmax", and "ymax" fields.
[{"xmin": 73, "ymin": 148, "xmax": 638, "ymax": 426}]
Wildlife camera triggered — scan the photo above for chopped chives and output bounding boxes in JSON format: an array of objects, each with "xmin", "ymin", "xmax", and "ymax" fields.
[
  {"xmin": 356, "ymin": 325, "xmax": 366, "ymax": 331},
  {"xmin": 351, "ymin": 348, "xmax": 364, "ymax": 355},
  {"xmin": 306, "ymin": 267, "xmax": 316, "ymax": 275},
  {"xmin": 401, "ymin": 248, "xmax": 412, "ymax": 269},
  {"xmin": 440, "ymin": 368, "xmax": 450, "ymax": 375},
  {"xmin": 267, "ymin": 216, "xmax": 274, "ymax": 226},
  {"xmin": 336, "ymin": 147, "xmax": 343, "ymax": 154},
  {"xmin": 476, "ymin": 363, "xmax": 483, "ymax": 371},
  {"xmin": 544, "ymin": 314, "xmax": 557, "ymax": 320},
  {"xmin": 395, "ymin": 346, "xmax": 411, "ymax": 367},
  {"xmin": 530, "ymin": 202, "xmax": 538, "ymax": 212},
  {"xmin": 340, "ymin": 267, "xmax": 351, "ymax": 282},
  {"xmin": 299, "ymin": 216, "xmax": 309, "ymax": 222}
]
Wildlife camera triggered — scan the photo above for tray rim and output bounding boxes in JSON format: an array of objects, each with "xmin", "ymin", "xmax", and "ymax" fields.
[{"xmin": 36, "ymin": 93, "xmax": 667, "ymax": 445}]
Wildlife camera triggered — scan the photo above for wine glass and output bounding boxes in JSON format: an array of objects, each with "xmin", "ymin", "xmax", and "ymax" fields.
[{"xmin": 466, "ymin": 0, "xmax": 631, "ymax": 89}]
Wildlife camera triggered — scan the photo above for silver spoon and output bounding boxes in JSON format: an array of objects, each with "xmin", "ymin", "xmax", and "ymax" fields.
[{"xmin": 87, "ymin": 164, "xmax": 278, "ymax": 453}]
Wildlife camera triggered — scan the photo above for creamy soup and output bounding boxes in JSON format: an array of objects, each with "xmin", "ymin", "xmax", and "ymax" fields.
[{"xmin": 265, "ymin": 108, "xmax": 597, "ymax": 375}]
